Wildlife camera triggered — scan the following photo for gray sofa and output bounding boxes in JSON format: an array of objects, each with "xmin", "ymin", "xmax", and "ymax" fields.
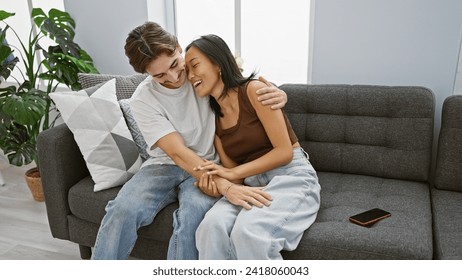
[
  {"xmin": 37, "ymin": 74, "xmax": 452, "ymax": 259},
  {"xmin": 431, "ymin": 95, "xmax": 462, "ymax": 259}
]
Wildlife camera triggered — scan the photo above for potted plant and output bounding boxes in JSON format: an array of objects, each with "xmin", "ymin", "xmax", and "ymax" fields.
[{"xmin": 0, "ymin": 8, "xmax": 98, "ymax": 201}]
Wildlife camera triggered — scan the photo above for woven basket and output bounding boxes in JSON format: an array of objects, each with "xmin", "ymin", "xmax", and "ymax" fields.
[{"xmin": 25, "ymin": 167, "xmax": 44, "ymax": 202}]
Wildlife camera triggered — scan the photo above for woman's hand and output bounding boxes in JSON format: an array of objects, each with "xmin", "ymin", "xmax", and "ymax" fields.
[
  {"xmin": 194, "ymin": 160, "xmax": 238, "ymax": 181},
  {"xmin": 225, "ymin": 184, "xmax": 272, "ymax": 210}
]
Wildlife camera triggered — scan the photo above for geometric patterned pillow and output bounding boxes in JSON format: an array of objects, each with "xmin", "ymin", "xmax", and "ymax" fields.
[
  {"xmin": 49, "ymin": 79, "xmax": 143, "ymax": 192},
  {"xmin": 119, "ymin": 98, "xmax": 150, "ymax": 162}
]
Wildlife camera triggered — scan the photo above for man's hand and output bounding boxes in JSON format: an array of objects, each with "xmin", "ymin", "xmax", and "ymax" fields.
[
  {"xmin": 256, "ymin": 76, "xmax": 287, "ymax": 110},
  {"xmin": 194, "ymin": 173, "xmax": 221, "ymax": 197}
]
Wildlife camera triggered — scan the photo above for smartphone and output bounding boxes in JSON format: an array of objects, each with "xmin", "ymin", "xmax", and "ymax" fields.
[{"xmin": 349, "ymin": 208, "xmax": 391, "ymax": 227}]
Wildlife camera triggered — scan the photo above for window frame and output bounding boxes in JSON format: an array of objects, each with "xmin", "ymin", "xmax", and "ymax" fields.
[{"xmin": 172, "ymin": 0, "xmax": 314, "ymax": 84}]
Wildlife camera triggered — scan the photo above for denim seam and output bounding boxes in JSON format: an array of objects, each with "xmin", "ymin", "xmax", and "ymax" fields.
[
  {"xmin": 269, "ymin": 190, "xmax": 308, "ymax": 258},
  {"xmin": 171, "ymin": 208, "xmax": 180, "ymax": 259},
  {"xmin": 170, "ymin": 175, "xmax": 196, "ymax": 260}
]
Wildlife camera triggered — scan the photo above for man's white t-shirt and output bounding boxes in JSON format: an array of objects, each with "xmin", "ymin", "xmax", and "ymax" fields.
[{"xmin": 130, "ymin": 76, "xmax": 219, "ymax": 167}]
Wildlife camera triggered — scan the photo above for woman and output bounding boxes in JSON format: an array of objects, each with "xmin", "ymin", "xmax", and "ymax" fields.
[{"xmin": 185, "ymin": 34, "xmax": 321, "ymax": 260}]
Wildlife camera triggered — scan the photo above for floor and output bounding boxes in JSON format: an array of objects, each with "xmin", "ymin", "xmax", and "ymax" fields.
[{"xmin": 0, "ymin": 161, "xmax": 81, "ymax": 260}]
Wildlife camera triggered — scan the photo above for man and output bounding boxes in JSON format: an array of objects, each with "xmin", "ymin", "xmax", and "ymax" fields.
[{"xmin": 91, "ymin": 22, "xmax": 286, "ymax": 260}]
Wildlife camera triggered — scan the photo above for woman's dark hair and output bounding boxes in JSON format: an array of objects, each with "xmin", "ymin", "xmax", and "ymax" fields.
[{"xmin": 186, "ymin": 34, "xmax": 256, "ymax": 117}]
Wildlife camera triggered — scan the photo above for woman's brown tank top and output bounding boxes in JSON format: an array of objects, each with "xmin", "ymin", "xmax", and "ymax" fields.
[{"xmin": 215, "ymin": 83, "xmax": 298, "ymax": 164}]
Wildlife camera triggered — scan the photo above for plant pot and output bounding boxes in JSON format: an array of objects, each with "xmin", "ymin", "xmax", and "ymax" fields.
[{"xmin": 24, "ymin": 167, "xmax": 44, "ymax": 202}]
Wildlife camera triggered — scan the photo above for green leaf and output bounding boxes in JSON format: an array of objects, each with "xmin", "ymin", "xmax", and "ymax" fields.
[
  {"xmin": 31, "ymin": 8, "xmax": 46, "ymax": 20},
  {"xmin": 49, "ymin": 8, "xmax": 76, "ymax": 29},
  {"xmin": 0, "ymin": 122, "xmax": 36, "ymax": 166},
  {"xmin": 0, "ymin": 86, "xmax": 47, "ymax": 125},
  {"xmin": 33, "ymin": 8, "xmax": 76, "ymax": 42},
  {"xmin": 0, "ymin": 43, "xmax": 13, "ymax": 61},
  {"xmin": 0, "ymin": 56, "xmax": 18, "ymax": 81},
  {"xmin": 0, "ymin": 10, "xmax": 15, "ymax": 21},
  {"xmin": 0, "ymin": 26, "xmax": 18, "ymax": 81},
  {"xmin": 31, "ymin": 8, "xmax": 47, "ymax": 33}
]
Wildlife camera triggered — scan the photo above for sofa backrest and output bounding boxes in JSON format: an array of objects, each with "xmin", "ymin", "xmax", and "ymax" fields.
[
  {"xmin": 434, "ymin": 95, "xmax": 462, "ymax": 192},
  {"xmin": 78, "ymin": 73, "xmax": 148, "ymax": 100},
  {"xmin": 280, "ymin": 84, "xmax": 435, "ymax": 182}
]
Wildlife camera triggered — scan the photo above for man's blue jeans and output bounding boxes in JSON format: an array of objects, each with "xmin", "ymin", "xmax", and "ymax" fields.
[{"xmin": 91, "ymin": 164, "xmax": 218, "ymax": 260}]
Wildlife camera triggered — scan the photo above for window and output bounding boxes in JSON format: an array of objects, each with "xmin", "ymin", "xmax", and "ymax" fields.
[
  {"xmin": 176, "ymin": 0, "xmax": 235, "ymax": 56},
  {"xmin": 175, "ymin": 0, "xmax": 312, "ymax": 85},
  {"xmin": 0, "ymin": 0, "xmax": 64, "ymax": 82},
  {"xmin": 454, "ymin": 38, "xmax": 462, "ymax": 94}
]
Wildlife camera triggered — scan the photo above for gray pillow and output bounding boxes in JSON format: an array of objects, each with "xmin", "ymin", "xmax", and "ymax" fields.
[{"xmin": 119, "ymin": 99, "xmax": 150, "ymax": 162}]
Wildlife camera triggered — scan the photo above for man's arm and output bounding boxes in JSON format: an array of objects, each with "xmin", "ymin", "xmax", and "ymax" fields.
[
  {"xmin": 256, "ymin": 76, "xmax": 287, "ymax": 109},
  {"xmin": 156, "ymin": 131, "xmax": 222, "ymax": 197},
  {"xmin": 156, "ymin": 132, "xmax": 272, "ymax": 210}
]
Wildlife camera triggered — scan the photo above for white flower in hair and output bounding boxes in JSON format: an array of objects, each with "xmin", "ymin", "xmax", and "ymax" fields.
[{"xmin": 234, "ymin": 54, "xmax": 244, "ymax": 72}]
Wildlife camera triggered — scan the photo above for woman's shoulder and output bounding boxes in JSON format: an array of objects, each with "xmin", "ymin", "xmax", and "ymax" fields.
[
  {"xmin": 243, "ymin": 79, "xmax": 265, "ymax": 99},
  {"xmin": 246, "ymin": 79, "xmax": 266, "ymax": 91},
  {"xmin": 240, "ymin": 79, "xmax": 265, "ymax": 109}
]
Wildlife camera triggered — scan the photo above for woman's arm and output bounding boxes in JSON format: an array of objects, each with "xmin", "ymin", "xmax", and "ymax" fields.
[
  {"xmin": 196, "ymin": 132, "xmax": 273, "ymax": 209},
  {"xmin": 230, "ymin": 80, "xmax": 294, "ymax": 179},
  {"xmin": 197, "ymin": 80, "xmax": 294, "ymax": 181}
]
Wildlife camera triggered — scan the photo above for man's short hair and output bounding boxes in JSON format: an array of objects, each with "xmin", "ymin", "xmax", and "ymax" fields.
[{"xmin": 125, "ymin": 22, "xmax": 178, "ymax": 73}]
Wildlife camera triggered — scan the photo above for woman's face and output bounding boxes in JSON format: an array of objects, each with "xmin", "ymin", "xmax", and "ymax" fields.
[{"xmin": 185, "ymin": 46, "xmax": 222, "ymax": 98}]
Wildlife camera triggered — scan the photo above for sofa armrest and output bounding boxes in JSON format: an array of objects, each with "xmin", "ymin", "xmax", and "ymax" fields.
[{"xmin": 37, "ymin": 123, "xmax": 90, "ymax": 240}]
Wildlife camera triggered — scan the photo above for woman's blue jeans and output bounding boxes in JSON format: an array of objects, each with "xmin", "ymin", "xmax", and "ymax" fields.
[
  {"xmin": 91, "ymin": 164, "xmax": 218, "ymax": 260},
  {"xmin": 196, "ymin": 147, "xmax": 321, "ymax": 259}
]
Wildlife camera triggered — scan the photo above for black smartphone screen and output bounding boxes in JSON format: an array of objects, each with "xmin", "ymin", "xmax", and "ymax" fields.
[{"xmin": 349, "ymin": 208, "xmax": 391, "ymax": 227}]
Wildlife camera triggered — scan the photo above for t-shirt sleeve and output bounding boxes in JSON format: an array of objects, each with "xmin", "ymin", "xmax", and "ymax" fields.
[{"xmin": 129, "ymin": 98, "xmax": 176, "ymax": 150}]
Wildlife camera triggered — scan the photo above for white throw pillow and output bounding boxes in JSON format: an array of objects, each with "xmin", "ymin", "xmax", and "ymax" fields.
[{"xmin": 50, "ymin": 79, "xmax": 142, "ymax": 191}]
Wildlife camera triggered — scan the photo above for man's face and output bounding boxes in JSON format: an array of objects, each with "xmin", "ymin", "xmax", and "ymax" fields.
[{"xmin": 145, "ymin": 47, "xmax": 187, "ymax": 89}]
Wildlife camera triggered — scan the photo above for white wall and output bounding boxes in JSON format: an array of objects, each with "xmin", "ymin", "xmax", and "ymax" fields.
[
  {"xmin": 311, "ymin": 0, "xmax": 462, "ymax": 176},
  {"xmin": 63, "ymin": 1, "xmax": 462, "ymax": 125},
  {"xmin": 63, "ymin": 0, "xmax": 148, "ymax": 75},
  {"xmin": 311, "ymin": 0, "xmax": 462, "ymax": 125}
]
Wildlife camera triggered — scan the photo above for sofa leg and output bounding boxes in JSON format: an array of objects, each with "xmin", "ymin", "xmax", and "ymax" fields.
[{"xmin": 79, "ymin": 245, "xmax": 92, "ymax": 259}]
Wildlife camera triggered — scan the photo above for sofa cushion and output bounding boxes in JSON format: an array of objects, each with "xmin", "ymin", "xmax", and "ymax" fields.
[
  {"xmin": 434, "ymin": 95, "xmax": 462, "ymax": 192},
  {"xmin": 432, "ymin": 95, "xmax": 462, "ymax": 260},
  {"xmin": 68, "ymin": 177, "xmax": 121, "ymax": 223},
  {"xmin": 78, "ymin": 73, "xmax": 148, "ymax": 100},
  {"xmin": 282, "ymin": 172, "xmax": 433, "ymax": 259},
  {"xmin": 431, "ymin": 188, "xmax": 462, "ymax": 259},
  {"xmin": 50, "ymin": 79, "xmax": 143, "ymax": 191},
  {"xmin": 68, "ymin": 176, "xmax": 177, "ymax": 242},
  {"xmin": 280, "ymin": 84, "xmax": 434, "ymax": 182}
]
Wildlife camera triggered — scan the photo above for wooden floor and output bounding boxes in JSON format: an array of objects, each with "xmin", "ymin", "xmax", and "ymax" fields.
[{"xmin": 0, "ymin": 161, "xmax": 81, "ymax": 260}]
